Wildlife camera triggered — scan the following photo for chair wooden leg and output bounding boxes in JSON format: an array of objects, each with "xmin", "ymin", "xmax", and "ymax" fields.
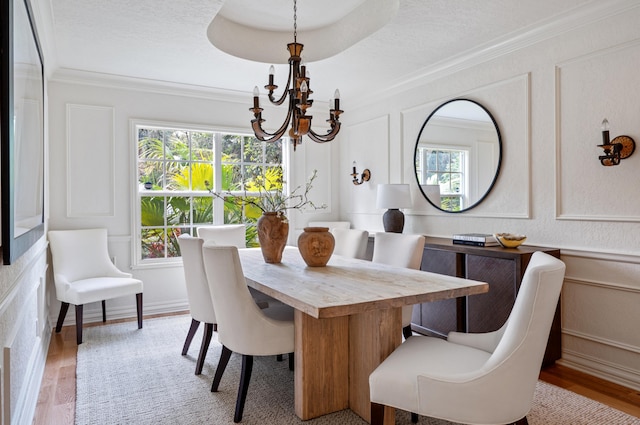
[
  {"xmin": 55, "ymin": 302, "xmax": 70, "ymax": 333},
  {"xmin": 136, "ymin": 293, "xmax": 143, "ymax": 329},
  {"xmin": 75, "ymin": 304, "xmax": 84, "ymax": 344},
  {"xmin": 371, "ymin": 402, "xmax": 385, "ymax": 425},
  {"xmin": 195, "ymin": 323, "xmax": 213, "ymax": 375},
  {"xmin": 182, "ymin": 318, "xmax": 200, "ymax": 355},
  {"xmin": 276, "ymin": 354, "xmax": 283, "ymax": 361},
  {"xmin": 234, "ymin": 355, "xmax": 254, "ymax": 423},
  {"xmin": 403, "ymin": 325, "xmax": 413, "ymax": 339},
  {"xmin": 512, "ymin": 417, "xmax": 528, "ymax": 425},
  {"xmin": 288, "ymin": 352, "xmax": 294, "ymax": 371},
  {"xmin": 211, "ymin": 345, "xmax": 233, "ymax": 392},
  {"xmin": 411, "ymin": 412, "xmax": 419, "ymax": 423},
  {"xmin": 101, "ymin": 300, "xmax": 106, "ymax": 322}
]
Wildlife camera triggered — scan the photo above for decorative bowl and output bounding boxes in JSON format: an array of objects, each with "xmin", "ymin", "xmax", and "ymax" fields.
[{"xmin": 493, "ymin": 233, "xmax": 527, "ymax": 248}]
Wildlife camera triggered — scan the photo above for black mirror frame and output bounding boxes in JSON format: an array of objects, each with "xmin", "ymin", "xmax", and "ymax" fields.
[
  {"xmin": 1, "ymin": 0, "xmax": 45, "ymax": 264},
  {"xmin": 413, "ymin": 98, "xmax": 502, "ymax": 213}
]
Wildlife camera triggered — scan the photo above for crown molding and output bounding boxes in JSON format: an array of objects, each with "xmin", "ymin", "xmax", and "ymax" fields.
[{"xmin": 50, "ymin": 68, "xmax": 250, "ymax": 104}]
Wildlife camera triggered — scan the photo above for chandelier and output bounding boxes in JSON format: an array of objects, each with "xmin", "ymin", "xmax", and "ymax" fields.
[{"xmin": 250, "ymin": 0, "xmax": 343, "ymax": 151}]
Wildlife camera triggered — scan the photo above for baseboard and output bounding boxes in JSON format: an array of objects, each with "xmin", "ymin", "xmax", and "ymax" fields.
[
  {"xmin": 558, "ymin": 354, "xmax": 640, "ymax": 392},
  {"xmin": 48, "ymin": 300, "xmax": 190, "ymax": 328}
]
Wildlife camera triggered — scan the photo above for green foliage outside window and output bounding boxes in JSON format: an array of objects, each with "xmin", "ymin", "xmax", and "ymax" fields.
[{"xmin": 137, "ymin": 127, "xmax": 283, "ymax": 260}]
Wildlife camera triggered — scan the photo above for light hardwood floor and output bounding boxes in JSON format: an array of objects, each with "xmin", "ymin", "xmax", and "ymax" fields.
[{"xmin": 33, "ymin": 315, "xmax": 640, "ymax": 424}]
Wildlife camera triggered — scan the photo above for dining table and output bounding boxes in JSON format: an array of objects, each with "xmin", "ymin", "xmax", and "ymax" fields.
[{"xmin": 239, "ymin": 246, "xmax": 489, "ymax": 424}]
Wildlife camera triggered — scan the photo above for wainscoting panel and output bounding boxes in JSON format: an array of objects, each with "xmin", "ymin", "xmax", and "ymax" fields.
[
  {"xmin": 66, "ymin": 104, "xmax": 115, "ymax": 217},
  {"xmin": 560, "ymin": 251, "xmax": 640, "ymax": 391},
  {"xmin": 0, "ymin": 242, "xmax": 50, "ymax": 425}
]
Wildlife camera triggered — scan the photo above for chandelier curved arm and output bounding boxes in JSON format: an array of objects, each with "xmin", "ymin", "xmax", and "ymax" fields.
[
  {"xmin": 306, "ymin": 121, "xmax": 342, "ymax": 143},
  {"xmin": 252, "ymin": 91, "xmax": 295, "ymax": 142}
]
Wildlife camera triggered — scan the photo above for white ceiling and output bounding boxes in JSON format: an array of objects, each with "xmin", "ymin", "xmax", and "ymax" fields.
[{"xmin": 47, "ymin": 0, "xmax": 598, "ymax": 104}]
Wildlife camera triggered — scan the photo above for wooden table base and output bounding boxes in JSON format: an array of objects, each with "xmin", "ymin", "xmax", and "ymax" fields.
[{"xmin": 294, "ymin": 307, "xmax": 402, "ymax": 424}]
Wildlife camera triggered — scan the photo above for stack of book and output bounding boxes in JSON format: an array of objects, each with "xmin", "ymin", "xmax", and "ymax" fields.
[{"xmin": 452, "ymin": 233, "xmax": 499, "ymax": 247}]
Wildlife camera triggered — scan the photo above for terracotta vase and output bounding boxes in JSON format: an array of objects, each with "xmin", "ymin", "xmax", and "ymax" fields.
[
  {"xmin": 297, "ymin": 227, "xmax": 335, "ymax": 267},
  {"xmin": 257, "ymin": 212, "xmax": 289, "ymax": 263}
]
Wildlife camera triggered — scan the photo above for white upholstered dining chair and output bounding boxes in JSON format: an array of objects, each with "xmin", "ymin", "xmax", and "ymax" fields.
[
  {"xmin": 372, "ymin": 232, "xmax": 425, "ymax": 339},
  {"xmin": 369, "ymin": 251, "xmax": 566, "ymax": 425},
  {"xmin": 178, "ymin": 233, "xmax": 292, "ymax": 374},
  {"xmin": 197, "ymin": 224, "xmax": 246, "ymax": 247},
  {"xmin": 202, "ymin": 243, "xmax": 295, "ymax": 423},
  {"xmin": 331, "ymin": 228, "xmax": 369, "ymax": 259},
  {"xmin": 177, "ymin": 234, "xmax": 217, "ymax": 375},
  {"xmin": 48, "ymin": 228, "xmax": 143, "ymax": 344},
  {"xmin": 197, "ymin": 223, "xmax": 290, "ymax": 315}
]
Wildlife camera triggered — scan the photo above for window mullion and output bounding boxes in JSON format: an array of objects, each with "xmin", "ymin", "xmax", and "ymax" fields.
[{"xmin": 213, "ymin": 132, "xmax": 224, "ymax": 224}]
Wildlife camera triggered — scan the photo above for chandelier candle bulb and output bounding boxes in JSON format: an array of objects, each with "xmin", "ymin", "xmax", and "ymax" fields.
[
  {"xmin": 353, "ymin": 161, "xmax": 357, "ymax": 175},
  {"xmin": 253, "ymin": 86, "xmax": 260, "ymax": 108},
  {"xmin": 268, "ymin": 65, "xmax": 275, "ymax": 86},
  {"xmin": 602, "ymin": 118, "xmax": 610, "ymax": 145}
]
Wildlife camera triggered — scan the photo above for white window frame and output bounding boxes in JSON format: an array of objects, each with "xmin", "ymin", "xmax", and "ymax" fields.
[
  {"xmin": 416, "ymin": 145, "xmax": 469, "ymax": 210},
  {"xmin": 130, "ymin": 119, "xmax": 287, "ymax": 267}
]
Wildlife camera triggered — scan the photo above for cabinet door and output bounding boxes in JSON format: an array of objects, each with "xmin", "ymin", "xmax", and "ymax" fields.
[
  {"xmin": 465, "ymin": 255, "xmax": 517, "ymax": 333},
  {"xmin": 418, "ymin": 249, "xmax": 460, "ymax": 337}
]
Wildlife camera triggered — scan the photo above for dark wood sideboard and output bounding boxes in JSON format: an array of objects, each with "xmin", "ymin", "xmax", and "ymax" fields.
[{"xmin": 411, "ymin": 237, "xmax": 561, "ymax": 366}]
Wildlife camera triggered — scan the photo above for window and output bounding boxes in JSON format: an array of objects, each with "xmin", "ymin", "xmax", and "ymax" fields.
[
  {"xmin": 134, "ymin": 122, "xmax": 284, "ymax": 264},
  {"xmin": 416, "ymin": 147, "xmax": 468, "ymax": 211}
]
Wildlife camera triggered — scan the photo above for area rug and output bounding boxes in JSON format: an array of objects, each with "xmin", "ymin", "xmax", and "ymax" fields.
[{"xmin": 76, "ymin": 315, "xmax": 640, "ymax": 425}]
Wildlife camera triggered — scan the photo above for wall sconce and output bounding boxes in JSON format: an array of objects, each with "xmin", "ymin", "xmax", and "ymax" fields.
[
  {"xmin": 351, "ymin": 161, "xmax": 371, "ymax": 185},
  {"xmin": 598, "ymin": 118, "xmax": 635, "ymax": 166}
]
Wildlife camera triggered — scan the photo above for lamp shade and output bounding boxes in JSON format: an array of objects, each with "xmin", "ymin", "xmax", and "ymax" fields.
[
  {"xmin": 376, "ymin": 184, "xmax": 412, "ymax": 209},
  {"xmin": 421, "ymin": 184, "xmax": 441, "ymax": 208}
]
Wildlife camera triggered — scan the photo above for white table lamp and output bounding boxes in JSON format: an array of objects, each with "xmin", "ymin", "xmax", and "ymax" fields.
[
  {"xmin": 376, "ymin": 184, "xmax": 412, "ymax": 233},
  {"xmin": 421, "ymin": 184, "xmax": 441, "ymax": 209}
]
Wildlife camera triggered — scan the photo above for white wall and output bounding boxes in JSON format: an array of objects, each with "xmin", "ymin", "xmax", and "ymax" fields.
[{"xmin": 340, "ymin": 5, "xmax": 640, "ymax": 389}]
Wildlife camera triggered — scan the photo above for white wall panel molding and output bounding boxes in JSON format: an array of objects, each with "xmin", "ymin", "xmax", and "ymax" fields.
[
  {"xmin": 1, "ymin": 257, "xmax": 47, "ymax": 425},
  {"xmin": 563, "ymin": 328, "xmax": 640, "ymax": 356},
  {"xmin": 0, "ymin": 244, "xmax": 47, "ymax": 317},
  {"xmin": 66, "ymin": 104, "xmax": 116, "ymax": 218},
  {"xmin": 562, "ymin": 276, "xmax": 639, "ymax": 340},
  {"xmin": 555, "ymin": 38, "xmax": 640, "ymax": 222},
  {"xmin": 563, "ymin": 276, "xmax": 640, "ymax": 294}
]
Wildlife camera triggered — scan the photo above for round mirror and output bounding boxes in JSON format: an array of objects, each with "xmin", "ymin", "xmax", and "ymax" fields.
[{"xmin": 414, "ymin": 99, "xmax": 502, "ymax": 213}]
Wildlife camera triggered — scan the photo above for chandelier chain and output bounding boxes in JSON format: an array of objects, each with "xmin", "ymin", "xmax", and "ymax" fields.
[{"xmin": 293, "ymin": 0, "xmax": 297, "ymax": 43}]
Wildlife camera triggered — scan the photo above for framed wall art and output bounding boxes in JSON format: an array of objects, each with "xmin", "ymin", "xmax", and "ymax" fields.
[{"xmin": 1, "ymin": 0, "xmax": 45, "ymax": 264}]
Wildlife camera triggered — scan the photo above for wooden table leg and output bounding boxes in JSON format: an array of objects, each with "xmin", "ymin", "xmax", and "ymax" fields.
[
  {"xmin": 349, "ymin": 307, "xmax": 402, "ymax": 424},
  {"xmin": 294, "ymin": 310, "xmax": 349, "ymax": 419}
]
